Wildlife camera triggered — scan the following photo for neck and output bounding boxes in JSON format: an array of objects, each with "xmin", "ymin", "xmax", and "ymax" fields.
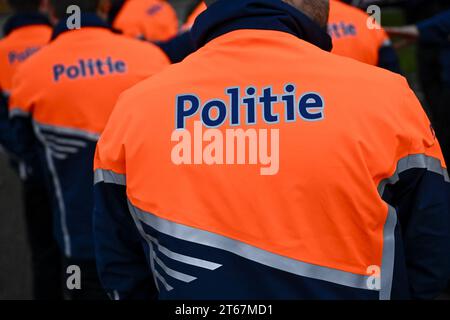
[
  {"xmin": 51, "ymin": 12, "xmax": 109, "ymax": 40},
  {"xmin": 3, "ymin": 12, "xmax": 51, "ymax": 36},
  {"xmin": 191, "ymin": 0, "xmax": 332, "ymax": 51}
]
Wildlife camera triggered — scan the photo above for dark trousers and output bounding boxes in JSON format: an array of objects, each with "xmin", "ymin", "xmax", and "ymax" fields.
[
  {"xmin": 22, "ymin": 179, "xmax": 63, "ymax": 300},
  {"xmin": 63, "ymin": 258, "xmax": 109, "ymax": 300}
]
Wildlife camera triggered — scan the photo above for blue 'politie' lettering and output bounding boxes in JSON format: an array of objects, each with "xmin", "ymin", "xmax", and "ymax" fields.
[
  {"xmin": 147, "ymin": 3, "xmax": 163, "ymax": 15},
  {"xmin": 175, "ymin": 85, "xmax": 325, "ymax": 129},
  {"xmin": 8, "ymin": 47, "xmax": 40, "ymax": 64},
  {"xmin": 328, "ymin": 22, "xmax": 357, "ymax": 39},
  {"xmin": 53, "ymin": 57, "xmax": 127, "ymax": 82}
]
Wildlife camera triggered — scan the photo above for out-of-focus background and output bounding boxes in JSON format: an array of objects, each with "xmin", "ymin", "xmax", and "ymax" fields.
[{"xmin": 0, "ymin": 1, "xmax": 29, "ymax": 300}]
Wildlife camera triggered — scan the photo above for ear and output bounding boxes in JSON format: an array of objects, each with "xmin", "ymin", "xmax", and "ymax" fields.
[
  {"xmin": 39, "ymin": 0, "xmax": 50, "ymax": 14},
  {"xmin": 98, "ymin": 0, "xmax": 112, "ymax": 14},
  {"xmin": 46, "ymin": 2, "xmax": 59, "ymax": 25}
]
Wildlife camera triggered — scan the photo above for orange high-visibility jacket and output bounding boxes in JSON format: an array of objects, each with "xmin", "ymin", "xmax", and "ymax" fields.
[
  {"xmin": 181, "ymin": 1, "xmax": 207, "ymax": 31},
  {"xmin": 0, "ymin": 13, "xmax": 51, "ymax": 153},
  {"xmin": 94, "ymin": 0, "xmax": 450, "ymax": 300},
  {"xmin": 9, "ymin": 14, "xmax": 170, "ymax": 260},
  {"xmin": 113, "ymin": 0, "xmax": 178, "ymax": 42},
  {"xmin": 0, "ymin": 17, "xmax": 51, "ymax": 96},
  {"xmin": 328, "ymin": 0, "xmax": 399, "ymax": 72}
]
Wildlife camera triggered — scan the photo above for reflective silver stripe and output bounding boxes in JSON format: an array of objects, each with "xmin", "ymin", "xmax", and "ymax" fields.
[
  {"xmin": 152, "ymin": 247, "xmax": 197, "ymax": 283},
  {"xmin": 94, "ymin": 169, "xmax": 126, "ymax": 186},
  {"xmin": 128, "ymin": 204, "xmax": 373, "ymax": 291},
  {"xmin": 9, "ymin": 108, "xmax": 29, "ymax": 118},
  {"xmin": 150, "ymin": 234, "xmax": 222, "ymax": 271},
  {"xmin": 154, "ymin": 268, "xmax": 174, "ymax": 292},
  {"xmin": 127, "ymin": 201, "xmax": 218, "ymax": 291},
  {"xmin": 33, "ymin": 123, "xmax": 71, "ymax": 257},
  {"xmin": 43, "ymin": 133, "xmax": 87, "ymax": 147},
  {"xmin": 137, "ymin": 215, "xmax": 173, "ymax": 292},
  {"xmin": 377, "ymin": 154, "xmax": 449, "ymax": 300},
  {"xmin": 18, "ymin": 161, "xmax": 27, "ymax": 180},
  {"xmin": 141, "ymin": 221, "xmax": 222, "ymax": 270},
  {"xmin": 126, "ymin": 204, "xmax": 222, "ymax": 271},
  {"xmin": 128, "ymin": 203, "xmax": 161, "ymax": 292},
  {"xmin": 378, "ymin": 154, "xmax": 449, "ymax": 196},
  {"xmin": 380, "ymin": 205, "xmax": 397, "ymax": 300},
  {"xmin": 382, "ymin": 39, "xmax": 392, "ymax": 47},
  {"xmin": 107, "ymin": 290, "xmax": 120, "ymax": 300},
  {"xmin": 50, "ymin": 150, "xmax": 68, "ymax": 160},
  {"xmin": 35, "ymin": 122, "xmax": 100, "ymax": 142},
  {"xmin": 47, "ymin": 142, "xmax": 79, "ymax": 154},
  {"xmin": 148, "ymin": 241, "xmax": 161, "ymax": 292}
]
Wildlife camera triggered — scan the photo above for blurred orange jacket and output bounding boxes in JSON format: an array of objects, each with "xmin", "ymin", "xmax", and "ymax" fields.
[
  {"xmin": 328, "ymin": 0, "xmax": 392, "ymax": 66},
  {"xmin": 9, "ymin": 15, "xmax": 170, "ymax": 260},
  {"xmin": 0, "ymin": 14, "xmax": 51, "ymax": 153},
  {"xmin": 181, "ymin": 1, "xmax": 207, "ymax": 31},
  {"xmin": 113, "ymin": 0, "xmax": 178, "ymax": 42},
  {"xmin": 0, "ymin": 18, "xmax": 51, "ymax": 96}
]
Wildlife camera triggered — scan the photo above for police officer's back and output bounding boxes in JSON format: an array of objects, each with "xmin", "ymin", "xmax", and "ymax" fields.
[
  {"xmin": 9, "ymin": 0, "xmax": 170, "ymax": 299},
  {"xmin": 0, "ymin": 0, "xmax": 51, "ymax": 151},
  {"xmin": 94, "ymin": 0, "xmax": 450, "ymax": 300},
  {"xmin": 109, "ymin": 0, "xmax": 178, "ymax": 42}
]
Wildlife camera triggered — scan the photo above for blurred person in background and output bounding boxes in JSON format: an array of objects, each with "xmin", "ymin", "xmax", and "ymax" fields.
[
  {"xmin": 400, "ymin": 0, "xmax": 450, "ymax": 24},
  {"xmin": 8, "ymin": 0, "xmax": 170, "ymax": 299},
  {"xmin": 397, "ymin": 2, "xmax": 450, "ymax": 174},
  {"xmin": 0, "ymin": 0, "xmax": 63, "ymax": 299},
  {"xmin": 387, "ymin": 10, "xmax": 450, "ymax": 176},
  {"xmin": 343, "ymin": 0, "xmax": 450, "ymax": 116},
  {"xmin": 153, "ymin": 1, "xmax": 206, "ymax": 64},
  {"xmin": 181, "ymin": 0, "xmax": 206, "ymax": 32},
  {"xmin": 108, "ymin": 0, "xmax": 178, "ymax": 42},
  {"xmin": 328, "ymin": 0, "xmax": 400, "ymax": 73}
]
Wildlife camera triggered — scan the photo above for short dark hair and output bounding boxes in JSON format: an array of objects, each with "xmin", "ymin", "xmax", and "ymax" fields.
[
  {"xmin": 49, "ymin": 0, "xmax": 100, "ymax": 19},
  {"xmin": 7, "ymin": 0, "xmax": 41, "ymax": 12}
]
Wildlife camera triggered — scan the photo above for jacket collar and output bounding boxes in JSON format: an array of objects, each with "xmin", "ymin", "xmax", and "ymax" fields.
[
  {"xmin": 3, "ymin": 12, "xmax": 51, "ymax": 37},
  {"xmin": 107, "ymin": 0, "xmax": 126, "ymax": 26},
  {"xmin": 51, "ymin": 13, "xmax": 110, "ymax": 40},
  {"xmin": 191, "ymin": 0, "xmax": 332, "ymax": 51}
]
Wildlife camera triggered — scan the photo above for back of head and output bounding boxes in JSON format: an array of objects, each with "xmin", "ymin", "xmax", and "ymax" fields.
[
  {"xmin": 7, "ymin": 0, "xmax": 41, "ymax": 13},
  {"xmin": 204, "ymin": 0, "xmax": 329, "ymax": 28},
  {"xmin": 49, "ymin": 0, "xmax": 100, "ymax": 19}
]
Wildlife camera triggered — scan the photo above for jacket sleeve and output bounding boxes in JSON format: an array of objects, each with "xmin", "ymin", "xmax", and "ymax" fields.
[
  {"xmin": 8, "ymin": 66, "xmax": 40, "ymax": 162},
  {"xmin": 93, "ymin": 95, "xmax": 157, "ymax": 300},
  {"xmin": 391, "ymin": 166, "xmax": 450, "ymax": 299},
  {"xmin": 377, "ymin": 41, "xmax": 402, "ymax": 74},
  {"xmin": 375, "ymin": 26, "xmax": 402, "ymax": 74},
  {"xmin": 383, "ymin": 87, "xmax": 450, "ymax": 299},
  {"xmin": 0, "ymin": 90, "xmax": 15, "ymax": 154},
  {"xmin": 93, "ymin": 177, "xmax": 157, "ymax": 300},
  {"xmin": 418, "ymin": 10, "xmax": 450, "ymax": 45}
]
